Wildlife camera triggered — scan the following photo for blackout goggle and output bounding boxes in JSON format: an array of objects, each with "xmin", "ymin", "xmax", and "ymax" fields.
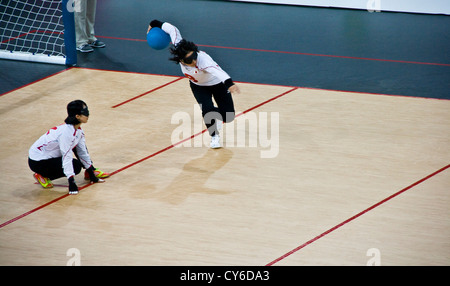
[
  {"xmin": 182, "ymin": 52, "xmax": 198, "ymax": 64},
  {"xmin": 80, "ymin": 106, "xmax": 90, "ymax": 117}
]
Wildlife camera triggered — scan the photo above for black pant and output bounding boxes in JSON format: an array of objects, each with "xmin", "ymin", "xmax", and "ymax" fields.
[
  {"xmin": 28, "ymin": 157, "xmax": 82, "ymax": 180},
  {"xmin": 190, "ymin": 81, "xmax": 235, "ymax": 136}
]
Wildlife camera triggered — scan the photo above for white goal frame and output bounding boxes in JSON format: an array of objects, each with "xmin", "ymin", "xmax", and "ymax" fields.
[{"xmin": 0, "ymin": 0, "xmax": 77, "ymax": 66}]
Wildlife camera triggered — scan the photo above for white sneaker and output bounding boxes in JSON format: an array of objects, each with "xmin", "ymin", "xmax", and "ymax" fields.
[
  {"xmin": 76, "ymin": 43, "xmax": 94, "ymax": 53},
  {"xmin": 210, "ymin": 135, "xmax": 221, "ymax": 149}
]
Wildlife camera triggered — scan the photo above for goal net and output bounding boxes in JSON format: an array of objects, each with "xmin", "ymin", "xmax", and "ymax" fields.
[{"xmin": 0, "ymin": 0, "xmax": 77, "ymax": 65}]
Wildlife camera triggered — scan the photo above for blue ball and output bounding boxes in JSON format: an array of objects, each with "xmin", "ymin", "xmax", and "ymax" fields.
[{"xmin": 147, "ymin": 27, "xmax": 171, "ymax": 50}]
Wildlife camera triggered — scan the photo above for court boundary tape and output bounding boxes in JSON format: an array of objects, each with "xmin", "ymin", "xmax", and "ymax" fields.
[{"xmin": 266, "ymin": 163, "xmax": 450, "ymax": 266}]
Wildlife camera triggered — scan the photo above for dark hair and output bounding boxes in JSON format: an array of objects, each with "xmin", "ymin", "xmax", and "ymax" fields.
[
  {"xmin": 65, "ymin": 100, "xmax": 88, "ymax": 125},
  {"xmin": 169, "ymin": 39, "xmax": 199, "ymax": 64}
]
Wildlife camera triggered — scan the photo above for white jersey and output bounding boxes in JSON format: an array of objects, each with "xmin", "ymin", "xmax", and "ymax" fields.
[
  {"xmin": 29, "ymin": 123, "xmax": 92, "ymax": 178},
  {"xmin": 161, "ymin": 22, "xmax": 231, "ymax": 86}
]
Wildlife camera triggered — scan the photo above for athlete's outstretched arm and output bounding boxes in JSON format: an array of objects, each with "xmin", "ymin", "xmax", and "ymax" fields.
[{"xmin": 147, "ymin": 19, "xmax": 182, "ymax": 46}]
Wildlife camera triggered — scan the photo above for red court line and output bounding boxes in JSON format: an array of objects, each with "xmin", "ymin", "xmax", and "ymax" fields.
[
  {"xmin": 1, "ymin": 31, "xmax": 34, "ymax": 44},
  {"xmin": 240, "ymin": 87, "xmax": 298, "ymax": 115},
  {"xmin": 1, "ymin": 30, "xmax": 63, "ymax": 44},
  {"xmin": 0, "ymin": 87, "xmax": 298, "ymax": 229},
  {"xmin": 0, "ymin": 183, "xmax": 91, "ymax": 229},
  {"xmin": 111, "ymin": 77, "xmax": 184, "ymax": 108},
  {"xmin": 199, "ymin": 44, "xmax": 450, "ymax": 67},
  {"xmin": 266, "ymin": 163, "xmax": 450, "ymax": 266},
  {"xmin": 95, "ymin": 35, "xmax": 450, "ymax": 67}
]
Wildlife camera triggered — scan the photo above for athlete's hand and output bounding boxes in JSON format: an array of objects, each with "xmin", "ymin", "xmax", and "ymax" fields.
[
  {"xmin": 228, "ymin": 84, "xmax": 240, "ymax": 94},
  {"xmin": 68, "ymin": 176, "xmax": 79, "ymax": 195},
  {"xmin": 147, "ymin": 25, "xmax": 152, "ymax": 34},
  {"xmin": 86, "ymin": 166, "xmax": 105, "ymax": 183},
  {"xmin": 86, "ymin": 166, "xmax": 99, "ymax": 183}
]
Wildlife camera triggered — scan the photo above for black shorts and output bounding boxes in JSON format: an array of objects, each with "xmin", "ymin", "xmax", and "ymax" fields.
[{"xmin": 28, "ymin": 157, "xmax": 82, "ymax": 180}]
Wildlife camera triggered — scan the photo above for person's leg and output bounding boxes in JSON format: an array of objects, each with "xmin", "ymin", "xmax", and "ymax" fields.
[
  {"xmin": 212, "ymin": 83, "xmax": 235, "ymax": 124},
  {"xmin": 190, "ymin": 82, "xmax": 223, "ymax": 137},
  {"xmin": 74, "ymin": 0, "xmax": 88, "ymax": 46},
  {"xmin": 28, "ymin": 157, "xmax": 82, "ymax": 180},
  {"xmin": 74, "ymin": 0, "xmax": 94, "ymax": 52},
  {"xmin": 85, "ymin": 0, "xmax": 105, "ymax": 47}
]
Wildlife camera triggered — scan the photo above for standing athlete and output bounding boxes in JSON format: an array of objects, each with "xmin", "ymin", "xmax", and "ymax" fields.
[
  {"xmin": 147, "ymin": 19, "xmax": 240, "ymax": 148},
  {"xmin": 28, "ymin": 100, "xmax": 109, "ymax": 195}
]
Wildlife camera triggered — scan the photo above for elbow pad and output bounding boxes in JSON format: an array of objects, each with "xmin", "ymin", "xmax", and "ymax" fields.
[{"xmin": 224, "ymin": 78, "xmax": 234, "ymax": 89}]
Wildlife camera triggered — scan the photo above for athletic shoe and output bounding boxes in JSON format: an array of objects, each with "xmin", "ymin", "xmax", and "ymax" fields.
[
  {"xmin": 76, "ymin": 44, "xmax": 94, "ymax": 53},
  {"xmin": 33, "ymin": 173, "xmax": 53, "ymax": 189},
  {"xmin": 84, "ymin": 168, "xmax": 110, "ymax": 180},
  {"xmin": 89, "ymin": 40, "xmax": 106, "ymax": 48},
  {"xmin": 210, "ymin": 135, "xmax": 221, "ymax": 149}
]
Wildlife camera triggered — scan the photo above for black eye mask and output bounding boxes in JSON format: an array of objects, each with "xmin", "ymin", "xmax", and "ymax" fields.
[
  {"xmin": 80, "ymin": 106, "xmax": 89, "ymax": 117},
  {"xmin": 182, "ymin": 52, "xmax": 198, "ymax": 64}
]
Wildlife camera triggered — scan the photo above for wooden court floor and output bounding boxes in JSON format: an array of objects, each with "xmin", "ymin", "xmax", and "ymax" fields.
[{"xmin": 0, "ymin": 67, "xmax": 449, "ymax": 265}]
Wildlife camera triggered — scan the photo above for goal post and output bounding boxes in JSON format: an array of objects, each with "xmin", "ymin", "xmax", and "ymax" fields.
[{"xmin": 0, "ymin": 0, "xmax": 77, "ymax": 66}]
